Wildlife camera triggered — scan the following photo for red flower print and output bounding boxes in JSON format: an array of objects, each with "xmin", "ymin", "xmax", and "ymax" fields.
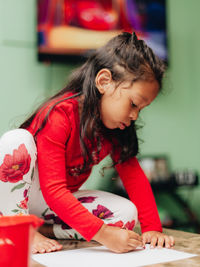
[
  {"xmin": 44, "ymin": 213, "xmax": 72, "ymax": 230},
  {"xmin": 0, "ymin": 144, "xmax": 31, "ymax": 183},
  {"xmin": 43, "ymin": 214, "xmax": 55, "ymax": 220},
  {"xmin": 78, "ymin": 196, "xmax": 97, "ymax": 203},
  {"xmin": 54, "ymin": 216, "xmax": 72, "ymax": 230},
  {"xmin": 92, "ymin": 205, "xmax": 113, "ymax": 219},
  {"xmin": 124, "ymin": 220, "xmax": 135, "ymax": 230},
  {"xmin": 23, "ymin": 189, "xmax": 28, "ymax": 198},
  {"xmin": 18, "ymin": 197, "xmax": 28, "ymax": 209},
  {"xmin": 107, "ymin": 220, "xmax": 124, "ymax": 228}
]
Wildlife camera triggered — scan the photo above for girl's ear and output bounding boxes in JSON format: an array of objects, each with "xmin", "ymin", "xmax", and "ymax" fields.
[{"xmin": 95, "ymin": 69, "xmax": 113, "ymax": 94}]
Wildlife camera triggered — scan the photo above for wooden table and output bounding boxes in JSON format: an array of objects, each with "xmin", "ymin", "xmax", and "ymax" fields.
[{"xmin": 31, "ymin": 228, "xmax": 200, "ymax": 267}]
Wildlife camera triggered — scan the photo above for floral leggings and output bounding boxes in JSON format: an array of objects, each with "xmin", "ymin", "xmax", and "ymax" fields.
[{"xmin": 0, "ymin": 129, "xmax": 138, "ymax": 240}]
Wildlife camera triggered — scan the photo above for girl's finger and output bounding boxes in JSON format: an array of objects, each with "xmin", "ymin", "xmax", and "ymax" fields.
[
  {"xmin": 150, "ymin": 236, "xmax": 158, "ymax": 248},
  {"xmin": 142, "ymin": 235, "xmax": 147, "ymax": 246},
  {"xmin": 142, "ymin": 233, "xmax": 151, "ymax": 243},
  {"xmin": 169, "ymin": 235, "xmax": 175, "ymax": 246},
  {"xmin": 128, "ymin": 230, "xmax": 142, "ymax": 241},
  {"xmin": 157, "ymin": 235, "xmax": 165, "ymax": 248},
  {"xmin": 142, "ymin": 233, "xmax": 151, "ymax": 246},
  {"xmin": 128, "ymin": 239, "xmax": 144, "ymax": 248},
  {"xmin": 163, "ymin": 235, "xmax": 171, "ymax": 248},
  {"xmin": 127, "ymin": 244, "xmax": 144, "ymax": 251}
]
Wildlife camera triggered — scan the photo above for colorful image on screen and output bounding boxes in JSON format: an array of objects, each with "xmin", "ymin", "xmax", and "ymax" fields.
[{"xmin": 37, "ymin": 0, "xmax": 167, "ymax": 62}]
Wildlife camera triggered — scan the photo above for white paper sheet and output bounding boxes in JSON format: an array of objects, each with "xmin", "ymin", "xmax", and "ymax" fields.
[{"xmin": 32, "ymin": 244, "xmax": 196, "ymax": 267}]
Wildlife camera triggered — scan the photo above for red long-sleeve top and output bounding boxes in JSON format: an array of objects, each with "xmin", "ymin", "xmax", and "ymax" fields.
[{"xmin": 27, "ymin": 93, "xmax": 162, "ymax": 241}]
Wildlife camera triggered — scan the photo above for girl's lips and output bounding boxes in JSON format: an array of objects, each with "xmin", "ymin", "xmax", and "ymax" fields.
[{"xmin": 119, "ymin": 122, "xmax": 126, "ymax": 130}]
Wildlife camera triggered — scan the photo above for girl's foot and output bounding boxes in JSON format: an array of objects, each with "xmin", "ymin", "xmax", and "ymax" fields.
[{"xmin": 32, "ymin": 231, "xmax": 63, "ymax": 254}]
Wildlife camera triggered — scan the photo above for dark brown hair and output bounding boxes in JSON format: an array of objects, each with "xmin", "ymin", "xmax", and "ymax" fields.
[{"xmin": 20, "ymin": 32, "xmax": 166, "ymax": 173}]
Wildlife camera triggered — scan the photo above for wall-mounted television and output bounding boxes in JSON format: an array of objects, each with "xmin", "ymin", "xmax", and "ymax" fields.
[{"xmin": 37, "ymin": 0, "xmax": 167, "ymax": 63}]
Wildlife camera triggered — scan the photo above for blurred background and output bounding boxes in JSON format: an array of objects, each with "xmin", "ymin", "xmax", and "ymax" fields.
[{"xmin": 0, "ymin": 0, "xmax": 200, "ymax": 233}]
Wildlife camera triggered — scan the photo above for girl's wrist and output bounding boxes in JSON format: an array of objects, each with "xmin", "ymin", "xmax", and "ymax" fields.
[{"xmin": 92, "ymin": 223, "xmax": 107, "ymax": 243}]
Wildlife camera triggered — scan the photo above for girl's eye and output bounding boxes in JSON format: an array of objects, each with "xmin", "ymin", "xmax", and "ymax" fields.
[{"xmin": 131, "ymin": 102, "xmax": 137, "ymax": 108}]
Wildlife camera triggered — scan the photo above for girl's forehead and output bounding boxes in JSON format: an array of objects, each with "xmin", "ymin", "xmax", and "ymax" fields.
[
  {"xmin": 120, "ymin": 78, "xmax": 158, "ymax": 89},
  {"xmin": 126, "ymin": 79, "xmax": 159, "ymax": 99}
]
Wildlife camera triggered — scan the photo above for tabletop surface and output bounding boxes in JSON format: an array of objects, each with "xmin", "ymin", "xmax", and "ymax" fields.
[{"xmin": 31, "ymin": 228, "xmax": 200, "ymax": 267}]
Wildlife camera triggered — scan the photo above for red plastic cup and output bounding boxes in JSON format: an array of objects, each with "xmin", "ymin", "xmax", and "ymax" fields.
[{"xmin": 0, "ymin": 214, "xmax": 43, "ymax": 267}]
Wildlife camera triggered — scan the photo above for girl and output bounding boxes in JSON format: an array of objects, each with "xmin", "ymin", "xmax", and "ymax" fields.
[{"xmin": 0, "ymin": 32, "xmax": 174, "ymax": 254}]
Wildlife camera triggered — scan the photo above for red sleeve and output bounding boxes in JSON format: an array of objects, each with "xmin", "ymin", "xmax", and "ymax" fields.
[
  {"xmin": 35, "ymin": 106, "xmax": 103, "ymax": 241},
  {"xmin": 115, "ymin": 157, "xmax": 162, "ymax": 233}
]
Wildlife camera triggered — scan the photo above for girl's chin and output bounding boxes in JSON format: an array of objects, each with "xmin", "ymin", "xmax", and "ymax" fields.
[
  {"xmin": 104, "ymin": 124, "xmax": 121, "ymax": 130},
  {"xmin": 102, "ymin": 122, "xmax": 116, "ymax": 130},
  {"xmin": 102, "ymin": 119, "xmax": 121, "ymax": 130}
]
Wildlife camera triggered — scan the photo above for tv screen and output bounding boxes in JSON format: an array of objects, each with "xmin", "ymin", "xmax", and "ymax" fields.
[{"xmin": 37, "ymin": 0, "xmax": 167, "ymax": 63}]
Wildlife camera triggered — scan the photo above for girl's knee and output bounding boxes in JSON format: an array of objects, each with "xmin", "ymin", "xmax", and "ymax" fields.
[
  {"xmin": 0, "ymin": 129, "xmax": 37, "ymax": 160},
  {"xmin": 0, "ymin": 129, "xmax": 37, "ymax": 207},
  {"xmin": 1, "ymin": 129, "xmax": 35, "ymax": 144},
  {"xmin": 125, "ymin": 200, "xmax": 138, "ymax": 221},
  {"xmin": 0, "ymin": 129, "xmax": 37, "ymax": 184},
  {"xmin": 113, "ymin": 196, "xmax": 138, "ymax": 224}
]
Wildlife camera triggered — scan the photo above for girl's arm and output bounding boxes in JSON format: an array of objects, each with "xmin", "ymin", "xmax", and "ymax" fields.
[
  {"xmin": 33, "ymin": 105, "xmax": 104, "ymax": 241},
  {"xmin": 115, "ymin": 157, "xmax": 175, "ymax": 248},
  {"xmin": 115, "ymin": 157, "xmax": 162, "ymax": 233}
]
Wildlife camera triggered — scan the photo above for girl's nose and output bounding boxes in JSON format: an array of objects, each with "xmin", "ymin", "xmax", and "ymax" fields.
[{"xmin": 130, "ymin": 110, "xmax": 139, "ymax": 121}]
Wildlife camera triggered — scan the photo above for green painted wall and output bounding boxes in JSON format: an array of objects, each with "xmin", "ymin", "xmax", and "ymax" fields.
[
  {"xmin": 0, "ymin": 1, "xmax": 200, "ymax": 220},
  {"xmin": 141, "ymin": 0, "xmax": 200, "ymax": 172},
  {"xmin": 140, "ymin": 0, "xmax": 200, "ymax": 220},
  {"xmin": 0, "ymin": 1, "xmax": 74, "ymax": 134}
]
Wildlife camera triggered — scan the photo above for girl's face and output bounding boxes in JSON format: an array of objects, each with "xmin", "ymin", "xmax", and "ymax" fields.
[{"xmin": 99, "ymin": 78, "xmax": 159, "ymax": 130}]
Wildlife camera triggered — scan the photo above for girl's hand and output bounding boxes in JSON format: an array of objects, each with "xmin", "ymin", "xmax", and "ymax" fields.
[
  {"xmin": 142, "ymin": 231, "xmax": 175, "ymax": 249},
  {"xmin": 93, "ymin": 224, "xmax": 144, "ymax": 253}
]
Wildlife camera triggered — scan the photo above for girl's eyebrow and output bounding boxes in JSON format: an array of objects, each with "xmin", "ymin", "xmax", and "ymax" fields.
[{"xmin": 137, "ymin": 94, "xmax": 148, "ymax": 102}]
